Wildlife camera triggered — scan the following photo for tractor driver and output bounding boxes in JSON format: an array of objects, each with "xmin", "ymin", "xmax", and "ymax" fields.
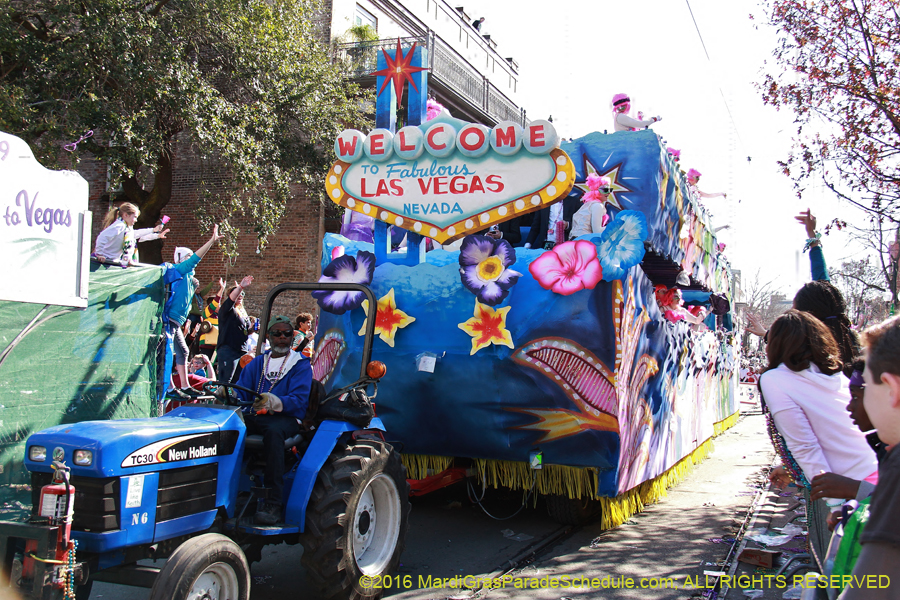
[{"xmin": 233, "ymin": 315, "xmax": 312, "ymax": 525}]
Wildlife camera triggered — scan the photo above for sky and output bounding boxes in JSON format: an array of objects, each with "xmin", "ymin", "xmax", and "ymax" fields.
[{"xmin": 463, "ymin": 0, "xmax": 869, "ymax": 299}]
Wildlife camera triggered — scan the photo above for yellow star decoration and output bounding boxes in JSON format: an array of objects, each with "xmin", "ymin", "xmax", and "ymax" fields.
[
  {"xmin": 358, "ymin": 288, "xmax": 416, "ymax": 347},
  {"xmin": 458, "ymin": 301, "xmax": 514, "ymax": 355}
]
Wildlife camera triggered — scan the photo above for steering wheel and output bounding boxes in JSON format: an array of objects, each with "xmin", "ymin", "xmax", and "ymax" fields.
[{"xmin": 204, "ymin": 380, "xmax": 261, "ymax": 406}]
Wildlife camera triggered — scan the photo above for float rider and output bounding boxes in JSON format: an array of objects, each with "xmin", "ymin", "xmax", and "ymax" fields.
[{"xmin": 234, "ymin": 315, "xmax": 312, "ymax": 525}]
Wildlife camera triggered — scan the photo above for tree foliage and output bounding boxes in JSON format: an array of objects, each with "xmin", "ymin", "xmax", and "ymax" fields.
[
  {"xmin": 757, "ymin": 0, "xmax": 900, "ymax": 216},
  {"xmin": 739, "ymin": 269, "xmax": 788, "ymax": 352},
  {"xmin": 829, "ymin": 256, "xmax": 891, "ymax": 328},
  {"xmin": 844, "ymin": 215, "xmax": 900, "ymax": 304},
  {"xmin": 0, "ymin": 0, "xmax": 367, "ymax": 260},
  {"xmin": 742, "ymin": 269, "xmax": 787, "ymax": 325}
]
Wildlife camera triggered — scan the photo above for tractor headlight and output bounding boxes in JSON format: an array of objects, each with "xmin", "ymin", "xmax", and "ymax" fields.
[
  {"xmin": 29, "ymin": 446, "xmax": 47, "ymax": 462},
  {"xmin": 73, "ymin": 450, "xmax": 93, "ymax": 466}
]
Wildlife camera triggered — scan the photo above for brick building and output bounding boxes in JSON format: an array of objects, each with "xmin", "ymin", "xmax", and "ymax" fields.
[
  {"xmin": 83, "ymin": 137, "xmax": 324, "ymax": 318},
  {"xmin": 83, "ymin": 0, "xmax": 531, "ymax": 318}
]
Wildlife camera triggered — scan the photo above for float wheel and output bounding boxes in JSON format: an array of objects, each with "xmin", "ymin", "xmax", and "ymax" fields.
[{"xmin": 545, "ymin": 494, "xmax": 602, "ymax": 525}]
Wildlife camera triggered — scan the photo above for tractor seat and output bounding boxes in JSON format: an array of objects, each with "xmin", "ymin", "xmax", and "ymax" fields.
[{"xmin": 245, "ymin": 433, "xmax": 304, "ymax": 451}]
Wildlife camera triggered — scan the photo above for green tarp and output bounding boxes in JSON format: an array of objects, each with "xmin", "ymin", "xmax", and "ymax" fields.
[{"xmin": 0, "ymin": 263, "xmax": 164, "ymax": 494}]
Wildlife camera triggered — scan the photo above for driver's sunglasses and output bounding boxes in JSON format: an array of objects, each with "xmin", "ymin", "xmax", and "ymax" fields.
[{"xmin": 269, "ymin": 330, "xmax": 293, "ymax": 338}]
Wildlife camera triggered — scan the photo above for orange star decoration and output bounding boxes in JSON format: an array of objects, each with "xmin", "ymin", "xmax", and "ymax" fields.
[
  {"xmin": 458, "ymin": 301, "xmax": 514, "ymax": 355},
  {"xmin": 370, "ymin": 39, "xmax": 428, "ymax": 104},
  {"xmin": 358, "ymin": 288, "xmax": 416, "ymax": 347}
]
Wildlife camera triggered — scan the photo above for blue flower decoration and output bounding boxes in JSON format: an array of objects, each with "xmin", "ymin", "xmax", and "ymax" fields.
[
  {"xmin": 598, "ymin": 210, "xmax": 648, "ymax": 281},
  {"xmin": 458, "ymin": 235, "xmax": 522, "ymax": 306},
  {"xmin": 312, "ymin": 250, "xmax": 376, "ymax": 314}
]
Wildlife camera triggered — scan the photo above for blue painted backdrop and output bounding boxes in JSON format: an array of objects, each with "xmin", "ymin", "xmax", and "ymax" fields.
[{"xmin": 314, "ymin": 130, "xmax": 737, "ymax": 498}]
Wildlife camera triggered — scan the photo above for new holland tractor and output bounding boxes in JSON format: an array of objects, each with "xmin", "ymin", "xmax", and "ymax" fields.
[{"xmin": 0, "ymin": 282, "xmax": 409, "ymax": 600}]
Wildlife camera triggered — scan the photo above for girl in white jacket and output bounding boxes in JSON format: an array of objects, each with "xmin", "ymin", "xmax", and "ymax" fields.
[
  {"xmin": 760, "ymin": 310, "xmax": 878, "ymax": 490},
  {"xmin": 93, "ymin": 202, "xmax": 168, "ymax": 265}
]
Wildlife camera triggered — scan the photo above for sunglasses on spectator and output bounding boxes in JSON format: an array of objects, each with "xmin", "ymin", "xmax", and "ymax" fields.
[{"xmin": 269, "ymin": 330, "xmax": 293, "ymax": 338}]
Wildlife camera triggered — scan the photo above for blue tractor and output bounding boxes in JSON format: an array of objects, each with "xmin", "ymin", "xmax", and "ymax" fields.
[{"xmin": 0, "ymin": 283, "xmax": 410, "ymax": 600}]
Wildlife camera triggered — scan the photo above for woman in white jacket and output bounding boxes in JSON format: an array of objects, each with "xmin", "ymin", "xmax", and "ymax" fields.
[
  {"xmin": 759, "ymin": 310, "xmax": 878, "ymax": 490},
  {"xmin": 93, "ymin": 202, "xmax": 168, "ymax": 265}
]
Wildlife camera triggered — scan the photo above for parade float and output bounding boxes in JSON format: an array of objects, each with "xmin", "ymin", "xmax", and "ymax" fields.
[{"xmin": 310, "ymin": 41, "xmax": 739, "ymax": 527}]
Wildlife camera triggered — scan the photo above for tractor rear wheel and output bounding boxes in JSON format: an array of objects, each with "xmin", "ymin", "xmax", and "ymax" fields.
[
  {"xmin": 148, "ymin": 533, "xmax": 249, "ymax": 600},
  {"xmin": 301, "ymin": 439, "xmax": 410, "ymax": 600}
]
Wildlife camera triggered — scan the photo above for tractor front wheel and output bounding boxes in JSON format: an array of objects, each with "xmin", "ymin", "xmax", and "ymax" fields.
[
  {"xmin": 301, "ymin": 439, "xmax": 410, "ymax": 600},
  {"xmin": 148, "ymin": 533, "xmax": 249, "ymax": 600}
]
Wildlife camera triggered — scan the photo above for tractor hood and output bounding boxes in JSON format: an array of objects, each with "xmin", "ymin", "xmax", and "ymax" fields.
[{"xmin": 24, "ymin": 405, "xmax": 244, "ymax": 478}]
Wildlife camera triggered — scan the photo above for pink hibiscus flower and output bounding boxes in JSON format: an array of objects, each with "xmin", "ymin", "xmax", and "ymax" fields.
[{"xmin": 528, "ymin": 240, "xmax": 603, "ymax": 295}]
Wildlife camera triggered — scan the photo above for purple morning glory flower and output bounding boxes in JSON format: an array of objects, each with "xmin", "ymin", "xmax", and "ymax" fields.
[
  {"xmin": 458, "ymin": 235, "xmax": 522, "ymax": 306},
  {"xmin": 312, "ymin": 250, "xmax": 376, "ymax": 314}
]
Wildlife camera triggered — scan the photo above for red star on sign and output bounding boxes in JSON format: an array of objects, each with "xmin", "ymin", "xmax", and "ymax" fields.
[{"xmin": 370, "ymin": 39, "xmax": 428, "ymax": 104}]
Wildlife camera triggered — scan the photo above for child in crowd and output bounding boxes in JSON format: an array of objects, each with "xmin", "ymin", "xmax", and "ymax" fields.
[
  {"xmin": 838, "ymin": 315, "xmax": 900, "ymax": 599},
  {"xmin": 93, "ymin": 202, "xmax": 169, "ymax": 266},
  {"xmin": 242, "ymin": 317, "xmax": 269, "ymax": 356},
  {"xmin": 808, "ymin": 357, "xmax": 886, "ymax": 503},
  {"xmin": 293, "ymin": 312, "xmax": 315, "ymax": 358},
  {"xmin": 185, "ymin": 278, "xmax": 222, "ymax": 353},
  {"xmin": 199, "ymin": 280, "xmax": 225, "ymax": 360},
  {"xmin": 173, "ymin": 354, "xmax": 216, "ymax": 391},
  {"xmin": 188, "ymin": 354, "xmax": 215, "ymax": 380}
]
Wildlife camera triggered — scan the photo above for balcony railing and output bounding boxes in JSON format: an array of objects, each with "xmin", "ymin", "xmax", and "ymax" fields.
[
  {"xmin": 333, "ymin": 34, "xmax": 528, "ymax": 127},
  {"xmin": 333, "ymin": 36, "xmax": 427, "ymax": 79}
]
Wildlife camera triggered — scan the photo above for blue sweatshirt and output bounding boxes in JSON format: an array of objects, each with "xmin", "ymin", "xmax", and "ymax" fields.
[
  {"xmin": 163, "ymin": 253, "xmax": 202, "ymax": 325},
  {"xmin": 235, "ymin": 351, "xmax": 311, "ymax": 420},
  {"xmin": 809, "ymin": 245, "xmax": 829, "ymax": 282}
]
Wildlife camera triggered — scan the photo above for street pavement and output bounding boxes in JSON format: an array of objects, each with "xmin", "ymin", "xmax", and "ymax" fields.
[{"xmin": 390, "ymin": 411, "xmax": 783, "ymax": 600}]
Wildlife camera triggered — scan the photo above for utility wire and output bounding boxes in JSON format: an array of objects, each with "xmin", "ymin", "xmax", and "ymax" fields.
[
  {"xmin": 719, "ymin": 89, "xmax": 746, "ymax": 151},
  {"xmin": 684, "ymin": 0, "xmax": 711, "ymax": 60},
  {"xmin": 684, "ymin": 0, "xmax": 748, "ymax": 157}
]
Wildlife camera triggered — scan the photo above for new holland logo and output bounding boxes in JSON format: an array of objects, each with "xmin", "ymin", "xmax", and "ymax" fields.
[{"xmin": 121, "ymin": 433, "xmax": 220, "ymax": 468}]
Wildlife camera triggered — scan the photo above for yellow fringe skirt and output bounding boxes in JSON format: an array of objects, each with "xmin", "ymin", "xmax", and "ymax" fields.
[{"xmin": 401, "ymin": 410, "xmax": 741, "ymax": 530}]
